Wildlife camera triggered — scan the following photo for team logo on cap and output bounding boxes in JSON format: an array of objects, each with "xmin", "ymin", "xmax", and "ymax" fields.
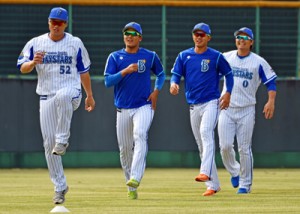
[{"xmin": 56, "ymin": 9, "xmax": 63, "ymax": 16}]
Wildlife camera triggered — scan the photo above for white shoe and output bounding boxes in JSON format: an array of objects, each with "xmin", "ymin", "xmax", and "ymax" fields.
[
  {"xmin": 52, "ymin": 143, "xmax": 69, "ymax": 156},
  {"xmin": 53, "ymin": 186, "xmax": 69, "ymax": 204}
]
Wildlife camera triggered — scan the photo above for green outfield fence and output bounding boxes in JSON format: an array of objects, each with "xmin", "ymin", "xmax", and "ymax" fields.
[
  {"xmin": 1, "ymin": 0, "xmax": 300, "ymax": 77},
  {"xmin": 1, "ymin": 151, "xmax": 300, "ymax": 168}
]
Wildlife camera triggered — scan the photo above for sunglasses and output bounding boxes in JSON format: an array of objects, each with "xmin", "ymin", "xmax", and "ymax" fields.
[
  {"xmin": 49, "ymin": 20, "xmax": 66, "ymax": 26},
  {"xmin": 236, "ymin": 35, "xmax": 252, "ymax": 41},
  {"xmin": 123, "ymin": 31, "xmax": 141, "ymax": 37},
  {"xmin": 193, "ymin": 32, "xmax": 207, "ymax": 37}
]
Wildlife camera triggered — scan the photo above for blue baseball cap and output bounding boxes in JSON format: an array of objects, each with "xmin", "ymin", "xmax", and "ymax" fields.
[
  {"xmin": 234, "ymin": 27, "xmax": 254, "ymax": 40},
  {"xmin": 123, "ymin": 22, "xmax": 142, "ymax": 35},
  {"xmin": 48, "ymin": 7, "xmax": 68, "ymax": 22},
  {"xmin": 192, "ymin": 23, "xmax": 211, "ymax": 35}
]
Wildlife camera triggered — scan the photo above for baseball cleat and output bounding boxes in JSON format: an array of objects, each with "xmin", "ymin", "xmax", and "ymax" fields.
[
  {"xmin": 53, "ymin": 186, "xmax": 69, "ymax": 204},
  {"xmin": 127, "ymin": 190, "xmax": 138, "ymax": 199},
  {"xmin": 237, "ymin": 187, "xmax": 251, "ymax": 194},
  {"xmin": 202, "ymin": 187, "xmax": 221, "ymax": 196},
  {"xmin": 126, "ymin": 178, "xmax": 139, "ymax": 188},
  {"xmin": 52, "ymin": 143, "xmax": 69, "ymax": 156},
  {"xmin": 231, "ymin": 176, "xmax": 239, "ymax": 188},
  {"xmin": 195, "ymin": 173, "xmax": 210, "ymax": 182}
]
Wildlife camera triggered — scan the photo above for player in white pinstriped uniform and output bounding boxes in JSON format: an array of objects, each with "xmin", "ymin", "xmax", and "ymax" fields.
[
  {"xmin": 17, "ymin": 7, "xmax": 95, "ymax": 204},
  {"xmin": 170, "ymin": 23, "xmax": 234, "ymax": 196},
  {"xmin": 218, "ymin": 27, "xmax": 277, "ymax": 194},
  {"xmin": 104, "ymin": 22, "xmax": 165, "ymax": 199}
]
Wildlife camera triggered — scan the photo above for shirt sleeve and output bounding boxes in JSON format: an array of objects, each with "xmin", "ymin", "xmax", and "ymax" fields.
[
  {"xmin": 170, "ymin": 53, "xmax": 184, "ymax": 84},
  {"xmin": 17, "ymin": 39, "xmax": 34, "ymax": 69},
  {"xmin": 217, "ymin": 53, "xmax": 232, "ymax": 77},
  {"xmin": 76, "ymin": 40, "xmax": 91, "ymax": 73},
  {"xmin": 258, "ymin": 59, "xmax": 277, "ymax": 85},
  {"xmin": 151, "ymin": 52, "xmax": 165, "ymax": 90}
]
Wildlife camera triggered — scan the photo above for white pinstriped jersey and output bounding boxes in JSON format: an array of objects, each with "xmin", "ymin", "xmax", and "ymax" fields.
[
  {"xmin": 17, "ymin": 33, "xmax": 91, "ymax": 95},
  {"xmin": 222, "ymin": 50, "xmax": 277, "ymax": 108}
]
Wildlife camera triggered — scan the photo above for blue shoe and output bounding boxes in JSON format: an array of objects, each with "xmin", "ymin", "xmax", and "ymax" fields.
[
  {"xmin": 231, "ymin": 176, "xmax": 239, "ymax": 188},
  {"xmin": 237, "ymin": 188, "xmax": 250, "ymax": 194}
]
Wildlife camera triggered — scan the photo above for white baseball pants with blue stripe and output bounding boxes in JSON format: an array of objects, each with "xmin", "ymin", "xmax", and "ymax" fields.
[
  {"xmin": 40, "ymin": 87, "xmax": 82, "ymax": 192},
  {"xmin": 218, "ymin": 105, "xmax": 254, "ymax": 190},
  {"xmin": 190, "ymin": 99, "xmax": 220, "ymax": 191},
  {"xmin": 116, "ymin": 104, "xmax": 154, "ymax": 191}
]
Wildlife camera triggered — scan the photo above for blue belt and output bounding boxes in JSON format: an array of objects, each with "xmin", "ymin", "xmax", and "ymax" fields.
[{"xmin": 40, "ymin": 95, "xmax": 47, "ymax": 100}]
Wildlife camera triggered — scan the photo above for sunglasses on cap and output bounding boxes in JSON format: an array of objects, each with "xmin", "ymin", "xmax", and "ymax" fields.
[
  {"xmin": 236, "ymin": 35, "xmax": 252, "ymax": 41},
  {"xmin": 49, "ymin": 19, "xmax": 66, "ymax": 26},
  {"xmin": 193, "ymin": 32, "xmax": 207, "ymax": 38},
  {"xmin": 123, "ymin": 31, "xmax": 141, "ymax": 37}
]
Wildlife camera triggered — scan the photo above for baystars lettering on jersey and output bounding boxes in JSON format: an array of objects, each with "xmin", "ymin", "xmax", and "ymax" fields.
[
  {"xmin": 43, "ymin": 51, "xmax": 72, "ymax": 64},
  {"xmin": 232, "ymin": 67, "xmax": 253, "ymax": 87}
]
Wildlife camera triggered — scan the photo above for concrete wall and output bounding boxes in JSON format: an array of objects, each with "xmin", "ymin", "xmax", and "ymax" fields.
[{"xmin": 0, "ymin": 78, "xmax": 299, "ymax": 167}]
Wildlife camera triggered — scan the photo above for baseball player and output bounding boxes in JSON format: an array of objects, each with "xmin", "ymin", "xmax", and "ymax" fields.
[
  {"xmin": 170, "ymin": 22, "xmax": 234, "ymax": 196},
  {"xmin": 17, "ymin": 7, "xmax": 95, "ymax": 204},
  {"xmin": 218, "ymin": 27, "xmax": 277, "ymax": 194},
  {"xmin": 104, "ymin": 22, "xmax": 165, "ymax": 200}
]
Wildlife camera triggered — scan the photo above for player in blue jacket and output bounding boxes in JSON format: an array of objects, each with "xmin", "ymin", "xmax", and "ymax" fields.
[
  {"xmin": 104, "ymin": 22, "xmax": 166, "ymax": 199},
  {"xmin": 170, "ymin": 22, "xmax": 234, "ymax": 196}
]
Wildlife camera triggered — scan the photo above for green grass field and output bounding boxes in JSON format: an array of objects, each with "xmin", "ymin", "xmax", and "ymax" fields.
[{"xmin": 0, "ymin": 168, "xmax": 299, "ymax": 214}]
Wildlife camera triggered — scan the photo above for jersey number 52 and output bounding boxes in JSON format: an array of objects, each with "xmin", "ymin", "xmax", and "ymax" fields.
[{"xmin": 60, "ymin": 65, "xmax": 71, "ymax": 74}]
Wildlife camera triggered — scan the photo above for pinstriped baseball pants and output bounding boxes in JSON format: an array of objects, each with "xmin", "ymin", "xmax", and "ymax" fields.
[
  {"xmin": 40, "ymin": 87, "xmax": 82, "ymax": 192},
  {"xmin": 190, "ymin": 99, "xmax": 220, "ymax": 191},
  {"xmin": 116, "ymin": 104, "xmax": 154, "ymax": 191},
  {"xmin": 218, "ymin": 105, "xmax": 255, "ymax": 189}
]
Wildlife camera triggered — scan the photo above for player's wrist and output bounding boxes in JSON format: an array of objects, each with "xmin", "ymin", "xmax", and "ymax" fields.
[{"xmin": 31, "ymin": 60, "xmax": 37, "ymax": 66}]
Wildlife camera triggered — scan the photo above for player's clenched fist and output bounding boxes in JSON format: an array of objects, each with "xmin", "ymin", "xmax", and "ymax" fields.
[
  {"xmin": 121, "ymin": 63, "xmax": 138, "ymax": 76},
  {"xmin": 170, "ymin": 83, "xmax": 179, "ymax": 95},
  {"xmin": 85, "ymin": 96, "xmax": 95, "ymax": 112},
  {"xmin": 33, "ymin": 51, "xmax": 45, "ymax": 65}
]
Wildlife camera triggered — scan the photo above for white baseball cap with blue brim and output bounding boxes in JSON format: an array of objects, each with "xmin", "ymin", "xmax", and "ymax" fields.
[
  {"xmin": 234, "ymin": 27, "xmax": 254, "ymax": 40},
  {"xmin": 48, "ymin": 7, "xmax": 68, "ymax": 22},
  {"xmin": 123, "ymin": 22, "xmax": 143, "ymax": 35},
  {"xmin": 192, "ymin": 23, "xmax": 211, "ymax": 35}
]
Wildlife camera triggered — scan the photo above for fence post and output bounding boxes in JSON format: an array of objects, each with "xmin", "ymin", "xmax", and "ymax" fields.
[
  {"xmin": 161, "ymin": 5, "xmax": 167, "ymax": 72},
  {"xmin": 255, "ymin": 6, "xmax": 260, "ymax": 55},
  {"xmin": 68, "ymin": 4, "xmax": 73, "ymax": 34}
]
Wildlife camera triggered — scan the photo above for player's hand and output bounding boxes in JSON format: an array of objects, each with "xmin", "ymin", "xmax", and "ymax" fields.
[
  {"xmin": 170, "ymin": 83, "xmax": 179, "ymax": 95},
  {"xmin": 220, "ymin": 92, "xmax": 231, "ymax": 110},
  {"xmin": 148, "ymin": 89, "xmax": 159, "ymax": 110},
  {"xmin": 85, "ymin": 96, "xmax": 95, "ymax": 112},
  {"xmin": 263, "ymin": 101, "xmax": 275, "ymax": 119},
  {"xmin": 122, "ymin": 63, "xmax": 138, "ymax": 76},
  {"xmin": 33, "ymin": 51, "xmax": 45, "ymax": 65}
]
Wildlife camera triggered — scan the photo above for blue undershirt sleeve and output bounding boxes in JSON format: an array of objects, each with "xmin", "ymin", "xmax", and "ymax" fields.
[
  {"xmin": 104, "ymin": 72, "xmax": 123, "ymax": 88},
  {"xmin": 154, "ymin": 71, "xmax": 166, "ymax": 90},
  {"xmin": 265, "ymin": 79, "xmax": 277, "ymax": 91},
  {"xmin": 170, "ymin": 73, "xmax": 181, "ymax": 84},
  {"xmin": 225, "ymin": 72, "xmax": 234, "ymax": 94}
]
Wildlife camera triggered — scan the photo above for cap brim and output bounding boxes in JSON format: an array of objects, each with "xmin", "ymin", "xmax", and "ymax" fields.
[
  {"xmin": 192, "ymin": 29, "xmax": 207, "ymax": 33},
  {"xmin": 49, "ymin": 17, "xmax": 67, "ymax": 22},
  {"xmin": 234, "ymin": 30, "xmax": 251, "ymax": 38}
]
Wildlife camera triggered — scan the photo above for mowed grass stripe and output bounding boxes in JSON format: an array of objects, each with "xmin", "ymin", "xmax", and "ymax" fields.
[{"xmin": 0, "ymin": 168, "xmax": 299, "ymax": 214}]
